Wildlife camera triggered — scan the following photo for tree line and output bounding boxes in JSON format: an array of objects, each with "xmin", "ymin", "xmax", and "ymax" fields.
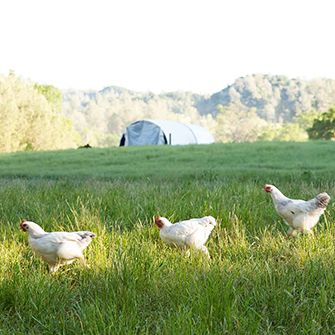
[{"xmin": 0, "ymin": 72, "xmax": 334, "ymax": 152}]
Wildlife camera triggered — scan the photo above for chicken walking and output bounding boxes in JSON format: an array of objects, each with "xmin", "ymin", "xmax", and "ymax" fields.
[
  {"xmin": 20, "ymin": 220, "xmax": 96, "ymax": 273},
  {"xmin": 264, "ymin": 184, "xmax": 330, "ymax": 236},
  {"xmin": 155, "ymin": 215, "xmax": 217, "ymax": 257}
]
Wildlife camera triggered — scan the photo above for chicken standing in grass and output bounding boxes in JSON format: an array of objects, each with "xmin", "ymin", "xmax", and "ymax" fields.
[
  {"xmin": 155, "ymin": 215, "xmax": 217, "ymax": 257},
  {"xmin": 264, "ymin": 184, "xmax": 330, "ymax": 236},
  {"xmin": 20, "ymin": 220, "xmax": 96, "ymax": 273}
]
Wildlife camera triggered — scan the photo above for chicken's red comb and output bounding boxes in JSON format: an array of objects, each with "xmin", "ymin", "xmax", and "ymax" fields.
[{"xmin": 20, "ymin": 220, "xmax": 27, "ymax": 230}]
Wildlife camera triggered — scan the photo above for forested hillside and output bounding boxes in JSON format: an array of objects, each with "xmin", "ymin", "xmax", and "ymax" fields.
[
  {"xmin": 62, "ymin": 74, "xmax": 335, "ymax": 146},
  {"xmin": 200, "ymin": 74, "xmax": 335, "ymax": 121},
  {"xmin": 62, "ymin": 88, "xmax": 215, "ymax": 147},
  {"xmin": 1, "ymin": 72, "xmax": 335, "ymax": 152}
]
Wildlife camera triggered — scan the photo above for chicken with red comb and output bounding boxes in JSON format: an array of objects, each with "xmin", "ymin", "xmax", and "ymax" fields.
[
  {"xmin": 264, "ymin": 184, "xmax": 330, "ymax": 236},
  {"xmin": 155, "ymin": 215, "xmax": 217, "ymax": 257}
]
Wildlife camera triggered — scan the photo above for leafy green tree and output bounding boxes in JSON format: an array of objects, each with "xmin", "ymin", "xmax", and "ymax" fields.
[
  {"xmin": 215, "ymin": 104, "xmax": 267, "ymax": 142},
  {"xmin": 34, "ymin": 84, "xmax": 62, "ymax": 111},
  {"xmin": 0, "ymin": 73, "xmax": 79, "ymax": 152},
  {"xmin": 307, "ymin": 108, "xmax": 335, "ymax": 140},
  {"xmin": 294, "ymin": 110, "xmax": 320, "ymax": 130},
  {"xmin": 257, "ymin": 123, "xmax": 308, "ymax": 141}
]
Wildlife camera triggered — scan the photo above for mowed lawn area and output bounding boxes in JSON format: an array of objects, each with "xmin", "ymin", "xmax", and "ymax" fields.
[{"xmin": 0, "ymin": 141, "xmax": 335, "ymax": 334}]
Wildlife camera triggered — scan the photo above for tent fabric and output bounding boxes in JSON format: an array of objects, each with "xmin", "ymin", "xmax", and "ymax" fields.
[
  {"xmin": 120, "ymin": 119, "xmax": 214, "ymax": 146},
  {"xmin": 185, "ymin": 123, "xmax": 216, "ymax": 144}
]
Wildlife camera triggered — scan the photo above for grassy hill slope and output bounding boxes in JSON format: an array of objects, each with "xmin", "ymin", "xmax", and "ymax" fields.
[
  {"xmin": 0, "ymin": 142, "xmax": 335, "ymax": 334},
  {"xmin": 0, "ymin": 141, "xmax": 334, "ymax": 182}
]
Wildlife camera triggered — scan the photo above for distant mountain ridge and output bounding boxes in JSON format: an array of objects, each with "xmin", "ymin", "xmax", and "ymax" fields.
[
  {"xmin": 64, "ymin": 74, "xmax": 335, "ymax": 122},
  {"xmin": 197, "ymin": 74, "xmax": 335, "ymax": 121}
]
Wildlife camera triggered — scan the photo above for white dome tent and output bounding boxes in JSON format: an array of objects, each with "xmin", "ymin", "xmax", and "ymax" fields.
[{"xmin": 119, "ymin": 119, "xmax": 214, "ymax": 146}]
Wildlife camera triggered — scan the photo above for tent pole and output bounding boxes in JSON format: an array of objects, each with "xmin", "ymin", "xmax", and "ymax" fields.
[{"xmin": 169, "ymin": 133, "xmax": 172, "ymax": 145}]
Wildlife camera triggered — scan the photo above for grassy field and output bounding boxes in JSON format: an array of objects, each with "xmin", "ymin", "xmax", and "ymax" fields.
[{"xmin": 0, "ymin": 141, "xmax": 335, "ymax": 334}]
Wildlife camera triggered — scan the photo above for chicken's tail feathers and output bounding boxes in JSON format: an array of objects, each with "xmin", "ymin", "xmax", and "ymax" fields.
[{"xmin": 316, "ymin": 192, "xmax": 331, "ymax": 208}]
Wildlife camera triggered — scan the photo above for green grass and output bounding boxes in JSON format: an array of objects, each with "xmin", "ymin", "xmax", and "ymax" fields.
[
  {"xmin": 0, "ymin": 141, "xmax": 335, "ymax": 334},
  {"xmin": 0, "ymin": 141, "xmax": 334, "ymax": 181}
]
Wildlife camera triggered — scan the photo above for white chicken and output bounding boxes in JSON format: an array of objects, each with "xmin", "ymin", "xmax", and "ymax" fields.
[
  {"xmin": 154, "ymin": 215, "xmax": 217, "ymax": 257},
  {"xmin": 20, "ymin": 220, "xmax": 96, "ymax": 273},
  {"xmin": 264, "ymin": 184, "xmax": 330, "ymax": 236}
]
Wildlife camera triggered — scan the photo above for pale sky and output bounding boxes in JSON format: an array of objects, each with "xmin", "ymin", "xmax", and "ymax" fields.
[{"xmin": 0, "ymin": 0, "xmax": 334, "ymax": 94}]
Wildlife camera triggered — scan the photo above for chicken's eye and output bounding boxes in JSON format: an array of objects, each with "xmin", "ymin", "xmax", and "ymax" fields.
[
  {"xmin": 23, "ymin": 224, "xmax": 28, "ymax": 229},
  {"xmin": 290, "ymin": 211, "xmax": 295, "ymax": 215}
]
